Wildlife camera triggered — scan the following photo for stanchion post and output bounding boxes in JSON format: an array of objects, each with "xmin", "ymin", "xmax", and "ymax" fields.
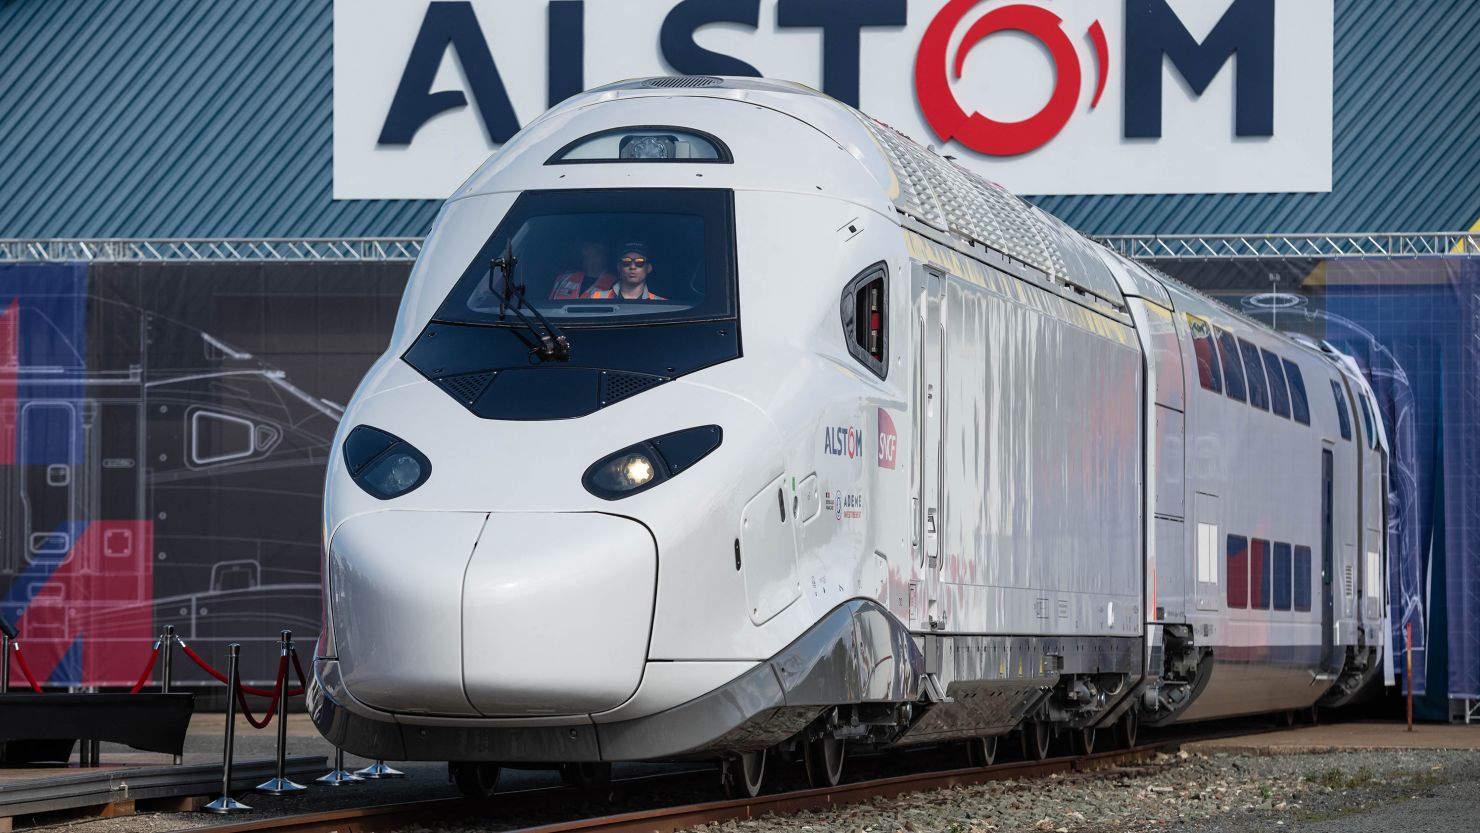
[
  {"xmin": 1405, "ymin": 622, "xmax": 1414, "ymax": 733},
  {"xmin": 355, "ymin": 758, "xmax": 406, "ymax": 779},
  {"xmin": 317, "ymin": 747, "xmax": 364, "ymax": 786},
  {"xmin": 162, "ymin": 625, "xmax": 180, "ymax": 764},
  {"xmin": 258, "ymin": 630, "xmax": 307, "ymax": 794},
  {"xmin": 1, "ymin": 633, "xmax": 10, "ymax": 694},
  {"xmin": 202, "ymin": 644, "xmax": 251, "ymax": 814}
]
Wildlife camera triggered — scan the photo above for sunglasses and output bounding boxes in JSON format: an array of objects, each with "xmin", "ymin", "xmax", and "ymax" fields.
[{"xmin": 620, "ymin": 257, "xmax": 649, "ymax": 267}]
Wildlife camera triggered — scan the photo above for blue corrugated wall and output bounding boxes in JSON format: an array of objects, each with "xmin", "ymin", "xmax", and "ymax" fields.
[{"xmin": 0, "ymin": 0, "xmax": 1475, "ymax": 238}]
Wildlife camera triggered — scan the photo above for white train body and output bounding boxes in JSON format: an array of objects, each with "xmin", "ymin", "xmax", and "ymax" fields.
[{"xmin": 309, "ymin": 78, "xmax": 1388, "ymax": 765}]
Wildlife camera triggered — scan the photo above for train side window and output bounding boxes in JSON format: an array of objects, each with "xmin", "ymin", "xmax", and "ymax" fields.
[
  {"xmin": 1293, "ymin": 545, "xmax": 1313, "ymax": 611},
  {"xmin": 1358, "ymin": 392, "xmax": 1378, "ymax": 449},
  {"xmin": 1226, "ymin": 534, "xmax": 1249, "ymax": 608},
  {"xmin": 1238, "ymin": 339, "xmax": 1269, "ymax": 411},
  {"xmin": 1186, "ymin": 314, "xmax": 1222, "ymax": 393},
  {"xmin": 1284, "ymin": 359, "xmax": 1310, "ymax": 425},
  {"xmin": 841, "ymin": 263, "xmax": 888, "ymax": 379},
  {"xmin": 1250, "ymin": 538, "xmax": 1271, "ymax": 610},
  {"xmin": 1273, "ymin": 542, "xmax": 1293, "ymax": 610},
  {"xmin": 1214, "ymin": 328, "xmax": 1246, "ymax": 402},
  {"xmin": 1330, "ymin": 380, "xmax": 1352, "ymax": 440},
  {"xmin": 1261, "ymin": 349, "xmax": 1291, "ymax": 418}
]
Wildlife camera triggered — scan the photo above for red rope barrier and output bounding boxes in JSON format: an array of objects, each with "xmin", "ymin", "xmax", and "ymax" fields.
[
  {"xmin": 13, "ymin": 644, "xmax": 44, "ymax": 693},
  {"xmin": 129, "ymin": 644, "xmax": 161, "ymax": 694},
  {"xmin": 180, "ymin": 641, "xmax": 301, "ymax": 697},
  {"xmin": 235, "ymin": 654, "xmax": 289, "ymax": 730}
]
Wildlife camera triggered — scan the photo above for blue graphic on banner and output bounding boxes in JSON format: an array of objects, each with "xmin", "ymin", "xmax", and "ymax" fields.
[
  {"xmin": 1, "ymin": 264, "xmax": 89, "ymax": 465},
  {"xmin": 1320, "ymin": 256, "xmax": 1480, "ymax": 706}
]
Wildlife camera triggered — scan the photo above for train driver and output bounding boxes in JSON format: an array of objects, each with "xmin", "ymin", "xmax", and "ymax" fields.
[
  {"xmin": 584, "ymin": 243, "xmax": 666, "ymax": 300},
  {"xmin": 549, "ymin": 240, "xmax": 616, "ymax": 300}
]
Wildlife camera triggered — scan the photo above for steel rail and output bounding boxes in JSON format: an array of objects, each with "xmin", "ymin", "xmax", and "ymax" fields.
[{"xmin": 176, "ymin": 743, "xmax": 1174, "ymax": 833}]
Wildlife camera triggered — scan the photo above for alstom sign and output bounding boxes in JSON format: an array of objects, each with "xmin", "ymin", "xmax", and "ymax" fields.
[{"xmin": 334, "ymin": 0, "xmax": 1332, "ymax": 199}]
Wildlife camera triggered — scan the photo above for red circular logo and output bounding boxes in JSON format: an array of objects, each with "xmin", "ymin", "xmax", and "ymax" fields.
[{"xmin": 915, "ymin": 1, "xmax": 1106, "ymax": 157}]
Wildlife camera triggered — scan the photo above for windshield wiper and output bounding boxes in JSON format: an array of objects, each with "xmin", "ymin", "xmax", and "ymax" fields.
[{"xmin": 491, "ymin": 240, "xmax": 571, "ymax": 361}]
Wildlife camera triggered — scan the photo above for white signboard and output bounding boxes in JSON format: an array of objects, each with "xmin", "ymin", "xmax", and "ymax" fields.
[{"xmin": 334, "ymin": 0, "xmax": 1333, "ymax": 199}]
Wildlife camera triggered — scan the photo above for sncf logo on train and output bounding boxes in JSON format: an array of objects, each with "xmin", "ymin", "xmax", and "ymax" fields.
[
  {"xmin": 334, "ymin": 0, "xmax": 1332, "ymax": 199},
  {"xmin": 877, "ymin": 409, "xmax": 898, "ymax": 470}
]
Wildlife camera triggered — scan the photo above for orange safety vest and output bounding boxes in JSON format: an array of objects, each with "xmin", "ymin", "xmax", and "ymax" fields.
[
  {"xmin": 549, "ymin": 270, "xmax": 615, "ymax": 300},
  {"xmin": 584, "ymin": 285, "xmax": 665, "ymax": 300}
]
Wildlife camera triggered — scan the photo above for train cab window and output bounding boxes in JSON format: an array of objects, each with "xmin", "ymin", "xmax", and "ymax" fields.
[
  {"xmin": 1293, "ymin": 545, "xmax": 1313, "ymax": 611},
  {"xmin": 1261, "ymin": 349, "xmax": 1291, "ymax": 418},
  {"xmin": 841, "ymin": 264, "xmax": 888, "ymax": 379},
  {"xmin": 547, "ymin": 127, "xmax": 731, "ymax": 163},
  {"xmin": 1284, "ymin": 359, "xmax": 1311, "ymax": 425},
  {"xmin": 1227, "ymin": 534, "xmax": 1249, "ymax": 608},
  {"xmin": 1214, "ymin": 328, "xmax": 1246, "ymax": 402},
  {"xmin": 1238, "ymin": 339, "xmax": 1269, "ymax": 411},
  {"xmin": 1250, "ymin": 538, "xmax": 1271, "ymax": 610},
  {"xmin": 1358, "ymin": 393, "xmax": 1378, "ymax": 449},
  {"xmin": 1273, "ymin": 542, "xmax": 1293, "ymax": 610},
  {"xmin": 435, "ymin": 189, "xmax": 736, "ymax": 326},
  {"xmin": 1330, "ymin": 380, "xmax": 1353, "ymax": 440},
  {"xmin": 1186, "ymin": 314, "xmax": 1222, "ymax": 393}
]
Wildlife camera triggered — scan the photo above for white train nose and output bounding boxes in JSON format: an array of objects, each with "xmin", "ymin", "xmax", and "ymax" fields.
[
  {"xmin": 330, "ymin": 511, "xmax": 656, "ymax": 718},
  {"xmin": 330, "ymin": 510, "xmax": 487, "ymax": 715},
  {"xmin": 462, "ymin": 513, "xmax": 656, "ymax": 716}
]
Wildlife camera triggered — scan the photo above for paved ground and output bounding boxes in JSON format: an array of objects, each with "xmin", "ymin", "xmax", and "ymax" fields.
[{"xmin": 1186, "ymin": 719, "xmax": 1480, "ymax": 754}]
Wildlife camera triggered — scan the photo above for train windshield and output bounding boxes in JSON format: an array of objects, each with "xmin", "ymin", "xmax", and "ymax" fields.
[{"xmin": 434, "ymin": 189, "xmax": 735, "ymax": 326}]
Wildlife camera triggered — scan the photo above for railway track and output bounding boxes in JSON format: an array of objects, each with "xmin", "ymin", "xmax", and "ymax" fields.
[{"xmin": 176, "ymin": 741, "xmax": 1182, "ymax": 833}]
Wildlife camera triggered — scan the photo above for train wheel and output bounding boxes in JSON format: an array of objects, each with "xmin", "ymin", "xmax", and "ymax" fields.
[
  {"xmin": 804, "ymin": 735, "xmax": 846, "ymax": 788},
  {"xmin": 966, "ymin": 735, "xmax": 998, "ymax": 767},
  {"xmin": 1281, "ymin": 710, "xmax": 1296, "ymax": 728},
  {"xmin": 1307, "ymin": 705, "xmax": 1321, "ymax": 725},
  {"xmin": 1074, "ymin": 727, "xmax": 1097, "ymax": 755},
  {"xmin": 559, "ymin": 762, "xmax": 612, "ymax": 793},
  {"xmin": 1024, "ymin": 721, "xmax": 1052, "ymax": 761},
  {"xmin": 450, "ymin": 762, "xmax": 501, "ymax": 799},
  {"xmin": 1118, "ymin": 709, "xmax": 1139, "ymax": 750},
  {"xmin": 723, "ymin": 750, "xmax": 766, "ymax": 798}
]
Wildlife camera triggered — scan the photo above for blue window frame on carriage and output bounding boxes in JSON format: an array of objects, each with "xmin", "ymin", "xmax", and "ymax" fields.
[
  {"xmin": 1262, "ymin": 348, "xmax": 1291, "ymax": 419},
  {"xmin": 1214, "ymin": 327, "xmax": 1246, "ymax": 402},
  {"xmin": 1227, "ymin": 534, "xmax": 1249, "ymax": 609},
  {"xmin": 1273, "ymin": 542, "xmax": 1293, "ymax": 611},
  {"xmin": 1250, "ymin": 538, "xmax": 1271, "ymax": 610},
  {"xmin": 1186, "ymin": 314, "xmax": 1222, "ymax": 394},
  {"xmin": 547, "ymin": 127, "xmax": 732, "ymax": 164},
  {"xmin": 432, "ymin": 189, "xmax": 737, "ymax": 327},
  {"xmin": 1238, "ymin": 338, "xmax": 1269, "ymax": 411},
  {"xmin": 1330, "ymin": 380, "xmax": 1353, "ymax": 440},
  {"xmin": 1284, "ymin": 359, "xmax": 1311, "ymax": 425},
  {"xmin": 1358, "ymin": 392, "xmax": 1379, "ymax": 449},
  {"xmin": 842, "ymin": 263, "xmax": 888, "ymax": 379},
  {"xmin": 1293, "ymin": 545, "xmax": 1313, "ymax": 611}
]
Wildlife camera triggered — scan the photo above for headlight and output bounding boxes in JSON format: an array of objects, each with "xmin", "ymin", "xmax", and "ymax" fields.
[
  {"xmin": 343, "ymin": 425, "xmax": 432, "ymax": 500},
  {"xmin": 582, "ymin": 425, "xmax": 721, "ymax": 500}
]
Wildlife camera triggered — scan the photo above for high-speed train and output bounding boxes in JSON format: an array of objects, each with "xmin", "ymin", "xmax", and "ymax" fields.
[{"xmin": 308, "ymin": 77, "xmax": 1389, "ymax": 797}]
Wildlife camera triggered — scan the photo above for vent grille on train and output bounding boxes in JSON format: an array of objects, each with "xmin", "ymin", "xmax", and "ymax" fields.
[
  {"xmin": 1344, "ymin": 565, "xmax": 1354, "ymax": 597},
  {"xmin": 600, "ymin": 372, "xmax": 666, "ymax": 405},
  {"xmin": 641, "ymin": 76, "xmax": 723, "ymax": 88},
  {"xmin": 437, "ymin": 371, "xmax": 497, "ymax": 405}
]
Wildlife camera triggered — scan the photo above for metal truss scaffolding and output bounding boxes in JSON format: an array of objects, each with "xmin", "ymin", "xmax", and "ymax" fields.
[
  {"xmin": 0, "ymin": 233, "xmax": 1476, "ymax": 263},
  {"xmin": 0, "ymin": 238, "xmax": 424, "ymax": 263},
  {"xmin": 1100, "ymin": 232, "xmax": 1479, "ymax": 260}
]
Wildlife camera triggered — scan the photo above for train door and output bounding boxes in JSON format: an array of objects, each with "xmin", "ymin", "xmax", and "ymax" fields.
[
  {"xmin": 1320, "ymin": 447, "xmax": 1340, "ymax": 673},
  {"xmin": 913, "ymin": 267, "xmax": 946, "ymax": 630},
  {"xmin": 20, "ymin": 402, "xmax": 78, "ymax": 562}
]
